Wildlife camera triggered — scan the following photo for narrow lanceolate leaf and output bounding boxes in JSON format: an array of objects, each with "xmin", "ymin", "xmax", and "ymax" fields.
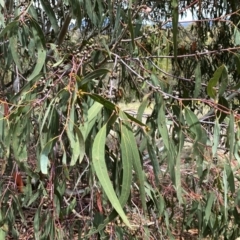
[
  {"xmin": 204, "ymin": 192, "xmax": 215, "ymax": 224},
  {"xmin": 234, "ymin": 27, "xmax": 240, "ymax": 46},
  {"xmin": 119, "ymin": 110, "xmax": 133, "ymax": 203},
  {"xmin": 172, "ymin": 0, "xmax": 179, "ymax": 61},
  {"xmin": 79, "ymin": 102, "xmax": 103, "ymax": 140},
  {"xmin": 78, "ymin": 69, "xmax": 110, "ymax": 87},
  {"xmin": 193, "ymin": 62, "xmax": 202, "ymax": 98},
  {"xmin": 87, "ymin": 110, "xmax": 137, "ymax": 236},
  {"xmin": 27, "ymin": 46, "xmax": 46, "ymax": 81},
  {"xmin": 127, "ymin": 9, "xmax": 135, "ymax": 49},
  {"xmin": 92, "ymin": 124, "xmax": 132, "ymax": 228},
  {"xmin": 212, "ymin": 120, "xmax": 220, "ymax": 156},
  {"xmin": 207, "ymin": 65, "xmax": 224, "ymax": 98},
  {"xmin": 146, "ymin": 136, "xmax": 160, "ymax": 186},
  {"xmin": 40, "ymin": 0, "xmax": 59, "ymax": 34},
  {"xmin": 224, "ymin": 163, "xmax": 235, "ymax": 194},
  {"xmin": 0, "ymin": 21, "xmax": 18, "ymax": 37},
  {"xmin": 228, "ymin": 113, "xmax": 234, "ymax": 161},
  {"xmin": 223, "ymin": 169, "xmax": 228, "ymax": 219},
  {"xmin": 234, "ymin": 127, "xmax": 240, "ymax": 164},
  {"xmin": 137, "ymin": 93, "xmax": 151, "ymax": 122},
  {"xmin": 27, "ymin": 18, "xmax": 46, "ymax": 81},
  {"xmin": 9, "ymin": 35, "xmax": 22, "ymax": 73},
  {"xmin": 185, "ymin": 108, "xmax": 202, "ymax": 141},
  {"xmin": 234, "ymin": 53, "xmax": 240, "ymax": 75},
  {"xmin": 175, "ymin": 129, "xmax": 184, "ymax": 204},
  {"xmin": 185, "ymin": 108, "xmax": 207, "ymax": 161},
  {"xmin": 157, "ymin": 102, "xmax": 169, "ymax": 150},
  {"xmin": 125, "ymin": 129, "xmax": 147, "ymax": 214},
  {"xmin": 40, "ymin": 140, "xmax": 53, "ymax": 174},
  {"xmin": 88, "ymin": 93, "xmax": 145, "ymax": 127},
  {"xmin": 66, "ymin": 125, "xmax": 83, "ymax": 166},
  {"xmin": 219, "ymin": 65, "xmax": 228, "ymax": 96}
]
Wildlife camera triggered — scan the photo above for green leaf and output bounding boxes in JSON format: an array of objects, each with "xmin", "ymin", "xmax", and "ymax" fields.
[
  {"xmin": 85, "ymin": 0, "xmax": 98, "ymax": 27},
  {"xmin": 216, "ymin": 97, "xmax": 229, "ymax": 123},
  {"xmin": 146, "ymin": 136, "xmax": 160, "ymax": 186},
  {"xmin": 119, "ymin": 110, "xmax": 133, "ymax": 202},
  {"xmin": 40, "ymin": 0, "xmax": 59, "ymax": 34},
  {"xmin": 0, "ymin": 21, "xmax": 18, "ymax": 38},
  {"xmin": 79, "ymin": 102, "xmax": 103, "ymax": 140},
  {"xmin": 9, "ymin": 35, "xmax": 22, "ymax": 73},
  {"xmin": 204, "ymin": 192, "xmax": 215, "ymax": 224},
  {"xmin": 193, "ymin": 62, "xmax": 202, "ymax": 98},
  {"xmin": 228, "ymin": 113, "xmax": 235, "ymax": 161},
  {"xmin": 92, "ymin": 123, "xmax": 132, "ymax": 228},
  {"xmin": 234, "ymin": 53, "xmax": 240, "ymax": 75},
  {"xmin": 67, "ymin": 124, "xmax": 85, "ymax": 165},
  {"xmin": 224, "ymin": 163, "xmax": 235, "ymax": 194},
  {"xmin": 127, "ymin": 9, "xmax": 135, "ymax": 49},
  {"xmin": 172, "ymin": 0, "xmax": 178, "ymax": 61},
  {"xmin": 40, "ymin": 140, "xmax": 53, "ymax": 174},
  {"xmin": 207, "ymin": 65, "xmax": 225, "ymax": 98},
  {"xmin": 234, "ymin": 26, "xmax": 240, "ymax": 46},
  {"xmin": 78, "ymin": 69, "xmax": 110, "ymax": 87},
  {"xmin": 185, "ymin": 108, "xmax": 207, "ymax": 162},
  {"xmin": 27, "ymin": 46, "xmax": 46, "ymax": 81},
  {"xmin": 185, "ymin": 108, "xmax": 202, "ymax": 140},
  {"xmin": 219, "ymin": 65, "xmax": 228, "ymax": 96},
  {"xmin": 234, "ymin": 126, "xmax": 240, "ymax": 164},
  {"xmin": 88, "ymin": 93, "xmax": 145, "ymax": 127},
  {"xmin": 175, "ymin": 129, "xmax": 184, "ymax": 204},
  {"xmin": 137, "ymin": 93, "xmax": 151, "ymax": 122},
  {"xmin": 212, "ymin": 120, "xmax": 220, "ymax": 156},
  {"xmin": 223, "ymin": 168, "xmax": 228, "ymax": 219},
  {"xmin": 157, "ymin": 102, "xmax": 170, "ymax": 150}
]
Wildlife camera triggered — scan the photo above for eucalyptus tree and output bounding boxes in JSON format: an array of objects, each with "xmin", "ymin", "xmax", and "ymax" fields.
[{"xmin": 0, "ymin": 0, "xmax": 240, "ymax": 239}]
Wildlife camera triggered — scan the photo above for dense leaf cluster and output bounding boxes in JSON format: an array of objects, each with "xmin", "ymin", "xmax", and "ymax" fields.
[{"xmin": 0, "ymin": 0, "xmax": 240, "ymax": 239}]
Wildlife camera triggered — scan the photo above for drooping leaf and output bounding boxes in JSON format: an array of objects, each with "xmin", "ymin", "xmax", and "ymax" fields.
[
  {"xmin": 185, "ymin": 108, "xmax": 207, "ymax": 163},
  {"xmin": 79, "ymin": 101, "xmax": 103, "ymax": 140},
  {"xmin": 219, "ymin": 65, "xmax": 228, "ymax": 96},
  {"xmin": 228, "ymin": 113, "xmax": 235, "ymax": 161},
  {"xmin": 146, "ymin": 135, "xmax": 160, "ymax": 186},
  {"xmin": 234, "ymin": 26, "xmax": 240, "ymax": 46},
  {"xmin": 0, "ymin": 21, "xmax": 18, "ymax": 37},
  {"xmin": 40, "ymin": 141, "xmax": 52, "ymax": 174},
  {"xmin": 204, "ymin": 192, "xmax": 215, "ymax": 224},
  {"xmin": 234, "ymin": 53, "xmax": 240, "ymax": 75},
  {"xmin": 127, "ymin": 9, "xmax": 135, "ymax": 49},
  {"xmin": 216, "ymin": 96, "xmax": 229, "ymax": 123},
  {"xmin": 137, "ymin": 93, "xmax": 151, "ymax": 121},
  {"xmin": 172, "ymin": 0, "xmax": 178, "ymax": 61},
  {"xmin": 9, "ymin": 34, "xmax": 22, "ymax": 73},
  {"xmin": 224, "ymin": 163, "xmax": 235, "ymax": 194},
  {"xmin": 92, "ymin": 123, "xmax": 132, "ymax": 228},
  {"xmin": 193, "ymin": 62, "xmax": 202, "ymax": 98},
  {"xmin": 78, "ymin": 69, "xmax": 110, "ymax": 87},
  {"xmin": 157, "ymin": 102, "xmax": 170, "ymax": 150},
  {"xmin": 212, "ymin": 120, "xmax": 220, "ymax": 157},
  {"xmin": 40, "ymin": 0, "xmax": 59, "ymax": 34},
  {"xmin": 119, "ymin": 110, "xmax": 133, "ymax": 203},
  {"xmin": 207, "ymin": 65, "xmax": 225, "ymax": 98}
]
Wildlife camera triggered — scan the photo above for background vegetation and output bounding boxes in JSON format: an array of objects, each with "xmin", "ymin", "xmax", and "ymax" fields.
[{"xmin": 1, "ymin": 0, "xmax": 240, "ymax": 239}]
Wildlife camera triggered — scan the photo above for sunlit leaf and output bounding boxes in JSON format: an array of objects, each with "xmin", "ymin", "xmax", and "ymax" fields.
[
  {"xmin": 212, "ymin": 120, "xmax": 220, "ymax": 156},
  {"xmin": 92, "ymin": 123, "xmax": 132, "ymax": 228},
  {"xmin": 207, "ymin": 65, "xmax": 224, "ymax": 98}
]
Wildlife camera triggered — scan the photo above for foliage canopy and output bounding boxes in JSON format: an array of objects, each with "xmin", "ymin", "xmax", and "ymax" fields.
[{"xmin": 1, "ymin": 0, "xmax": 240, "ymax": 239}]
